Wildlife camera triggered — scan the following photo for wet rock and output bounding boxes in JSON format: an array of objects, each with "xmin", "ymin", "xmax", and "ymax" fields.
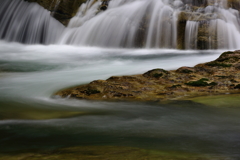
[
  {"xmin": 176, "ymin": 67, "xmax": 195, "ymax": 73},
  {"xmin": 24, "ymin": 0, "xmax": 87, "ymax": 25},
  {"xmin": 233, "ymin": 63, "xmax": 240, "ymax": 70},
  {"xmin": 234, "ymin": 84, "xmax": 240, "ymax": 89},
  {"xmin": 143, "ymin": 69, "xmax": 169, "ymax": 79},
  {"xmin": 54, "ymin": 50, "xmax": 240, "ymax": 102}
]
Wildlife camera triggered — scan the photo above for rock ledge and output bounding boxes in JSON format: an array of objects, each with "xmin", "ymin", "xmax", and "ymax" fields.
[{"xmin": 54, "ymin": 50, "xmax": 240, "ymax": 101}]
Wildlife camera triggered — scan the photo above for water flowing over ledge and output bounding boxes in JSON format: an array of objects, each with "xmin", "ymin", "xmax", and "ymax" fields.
[
  {"xmin": 0, "ymin": 0, "xmax": 240, "ymax": 49},
  {"xmin": 61, "ymin": 0, "xmax": 240, "ymax": 49},
  {"xmin": 0, "ymin": 0, "xmax": 64, "ymax": 44}
]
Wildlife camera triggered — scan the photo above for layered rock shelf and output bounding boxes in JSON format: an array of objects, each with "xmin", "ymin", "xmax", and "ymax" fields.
[{"xmin": 54, "ymin": 51, "xmax": 240, "ymax": 102}]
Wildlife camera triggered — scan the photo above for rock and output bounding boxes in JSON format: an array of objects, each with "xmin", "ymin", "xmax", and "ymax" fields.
[
  {"xmin": 176, "ymin": 67, "xmax": 195, "ymax": 73},
  {"xmin": 24, "ymin": 0, "xmax": 87, "ymax": 25},
  {"xmin": 228, "ymin": 0, "xmax": 240, "ymax": 11},
  {"xmin": 54, "ymin": 50, "xmax": 240, "ymax": 102},
  {"xmin": 143, "ymin": 69, "xmax": 169, "ymax": 79}
]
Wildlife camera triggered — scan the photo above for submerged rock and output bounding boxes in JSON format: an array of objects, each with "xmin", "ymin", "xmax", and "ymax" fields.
[{"xmin": 54, "ymin": 50, "xmax": 240, "ymax": 102}]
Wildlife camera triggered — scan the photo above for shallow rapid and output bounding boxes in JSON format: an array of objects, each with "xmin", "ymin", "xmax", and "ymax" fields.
[{"xmin": 1, "ymin": 42, "xmax": 240, "ymax": 159}]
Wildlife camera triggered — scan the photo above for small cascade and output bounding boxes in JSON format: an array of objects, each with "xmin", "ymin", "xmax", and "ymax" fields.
[
  {"xmin": 185, "ymin": 21, "xmax": 199, "ymax": 49},
  {"xmin": 145, "ymin": 0, "xmax": 182, "ymax": 48},
  {"xmin": 60, "ymin": 0, "xmax": 182, "ymax": 48},
  {"xmin": 59, "ymin": 0, "xmax": 240, "ymax": 49},
  {"xmin": 0, "ymin": 0, "xmax": 64, "ymax": 44},
  {"xmin": 67, "ymin": 0, "xmax": 101, "ymax": 28},
  {"xmin": 1, "ymin": 0, "xmax": 240, "ymax": 49}
]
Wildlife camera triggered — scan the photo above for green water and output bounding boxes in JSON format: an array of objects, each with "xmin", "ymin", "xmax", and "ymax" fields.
[
  {"xmin": 0, "ymin": 43, "xmax": 239, "ymax": 159},
  {"xmin": 1, "ymin": 99, "xmax": 240, "ymax": 159}
]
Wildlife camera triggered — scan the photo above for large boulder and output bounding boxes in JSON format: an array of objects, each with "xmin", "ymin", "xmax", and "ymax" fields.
[{"xmin": 54, "ymin": 50, "xmax": 240, "ymax": 101}]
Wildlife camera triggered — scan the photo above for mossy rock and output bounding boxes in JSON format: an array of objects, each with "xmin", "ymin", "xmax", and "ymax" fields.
[
  {"xmin": 216, "ymin": 51, "xmax": 240, "ymax": 63},
  {"xmin": 176, "ymin": 67, "xmax": 194, "ymax": 73},
  {"xmin": 143, "ymin": 68, "xmax": 169, "ymax": 78},
  {"xmin": 233, "ymin": 63, "xmax": 240, "ymax": 70},
  {"xmin": 219, "ymin": 51, "xmax": 234, "ymax": 58},
  {"xmin": 84, "ymin": 88, "xmax": 101, "ymax": 95},
  {"xmin": 169, "ymin": 84, "xmax": 182, "ymax": 89},
  {"xmin": 185, "ymin": 78, "xmax": 217, "ymax": 87},
  {"xmin": 206, "ymin": 62, "xmax": 232, "ymax": 68},
  {"xmin": 234, "ymin": 84, "xmax": 240, "ymax": 89},
  {"xmin": 143, "ymin": 69, "xmax": 169, "ymax": 78}
]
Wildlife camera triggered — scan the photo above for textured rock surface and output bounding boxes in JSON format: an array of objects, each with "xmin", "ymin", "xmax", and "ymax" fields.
[
  {"xmin": 24, "ymin": 0, "xmax": 87, "ymax": 25},
  {"xmin": 54, "ymin": 50, "xmax": 240, "ymax": 102}
]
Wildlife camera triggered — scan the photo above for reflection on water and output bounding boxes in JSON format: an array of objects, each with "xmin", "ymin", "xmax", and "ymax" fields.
[
  {"xmin": 1, "ymin": 100, "xmax": 240, "ymax": 159},
  {"xmin": 0, "ymin": 42, "xmax": 239, "ymax": 159}
]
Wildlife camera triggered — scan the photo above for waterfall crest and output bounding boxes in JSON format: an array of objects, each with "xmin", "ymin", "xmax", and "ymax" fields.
[
  {"xmin": 0, "ymin": 0, "xmax": 240, "ymax": 49},
  {"xmin": 60, "ymin": 0, "xmax": 240, "ymax": 49},
  {"xmin": 0, "ymin": 0, "xmax": 64, "ymax": 44}
]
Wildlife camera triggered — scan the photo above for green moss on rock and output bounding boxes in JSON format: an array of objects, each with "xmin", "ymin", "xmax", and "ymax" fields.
[
  {"xmin": 206, "ymin": 62, "xmax": 232, "ymax": 67},
  {"xmin": 143, "ymin": 69, "xmax": 169, "ymax": 78},
  {"xmin": 185, "ymin": 78, "xmax": 209, "ymax": 86},
  {"xmin": 54, "ymin": 50, "xmax": 240, "ymax": 102}
]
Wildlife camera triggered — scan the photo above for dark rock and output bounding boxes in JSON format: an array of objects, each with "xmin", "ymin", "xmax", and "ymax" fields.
[
  {"xmin": 24, "ymin": 0, "xmax": 87, "ymax": 25},
  {"xmin": 176, "ymin": 67, "xmax": 194, "ymax": 73},
  {"xmin": 143, "ymin": 69, "xmax": 169, "ymax": 79}
]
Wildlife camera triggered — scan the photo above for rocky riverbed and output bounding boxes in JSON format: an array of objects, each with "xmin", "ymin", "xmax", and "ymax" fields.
[{"xmin": 54, "ymin": 50, "xmax": 240, "ymax": 102}]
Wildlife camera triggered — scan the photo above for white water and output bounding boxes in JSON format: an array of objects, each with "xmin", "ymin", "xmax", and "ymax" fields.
[
  {"xmin": 59, "ymin": 0, "xmax": 240, "ymax": 49},
  {"xmin": 1, "ymin": 42, "xmax": 240, "ymax": 158},
  {"xmin": 185, "ymin": 21, "xmax": 199, "ymax": 49},
  {"xmin": 0, "ymin": 41, "xmax": 223, "ymax": 110},
  {"xmin": 1, "ymin": 0, "xmax": 240, "ymax": 49},
  {"xmin": 0, "ymin": 0, "xmax": 64, "ymax": 44},
  {"xmin": 0, "ymin": 41, "xmax": 223, "ymax": 100}
]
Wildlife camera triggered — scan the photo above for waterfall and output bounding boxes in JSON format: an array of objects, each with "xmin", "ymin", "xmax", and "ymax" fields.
[
  {"xmin": 59, "ymin": 0, "xmax": 182, "ymax": 48},
  {"xmin": 185, "ymin": 21, "xmax": 199, "ymax": 49},
  {"xmin": 60, "ymin": 0, "xmax": 240, "ymax": 49},
  {"xmin": 0, "ymin": 0, "xmax": 64, "ymax": 44},
  {"xmin": 0, "ymin": 0, "xmax": 240, "ymax": 49}
]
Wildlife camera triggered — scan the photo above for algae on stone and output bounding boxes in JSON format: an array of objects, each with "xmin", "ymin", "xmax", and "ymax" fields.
[
  {"xmin": 0, "ymin": 145, "xmax": 229, "ymax": 160},
  {"xmin": 54, "ymin": 50, "xmax": 240, "ymax": 102}
]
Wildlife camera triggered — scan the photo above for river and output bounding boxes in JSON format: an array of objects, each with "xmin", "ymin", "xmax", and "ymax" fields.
[{"xmin": 0, "ymin": 41, "xmax": 240, "ymax": 159}]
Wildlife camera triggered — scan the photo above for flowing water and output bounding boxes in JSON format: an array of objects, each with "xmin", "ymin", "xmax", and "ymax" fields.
[
  {"xmin": 0, "ymin": 42, "xmax": 240, "ymax": 159},
  {"xmin": 1, "ymin": 0, "xmax": 240, "ymax": 159},
  {"xmin": 61, "ymin": 0, "xmax": 240, "ymax": 49}
]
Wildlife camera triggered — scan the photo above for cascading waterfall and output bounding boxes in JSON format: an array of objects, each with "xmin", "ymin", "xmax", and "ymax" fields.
[
  {"xmin": 60, "ymin": 0, "xmax": 240, "ymax": 49},
  {"xmin": 59, "ymin": 0, "xmax": 182, "ymax": 48},
  {"xmin": 185, "ymin": 21, "xmax": 199, "ymax": 49},
  {"xmin": 0, "ymin": 0, "xmax": 240, "ymax": 49},
  {"xmin": 145, "ymin": 0, "xmax": 179, "ymax": 48},
  {"xmin": 0, "ymin": 0, "xmax": 64, "ymax": 44}
]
